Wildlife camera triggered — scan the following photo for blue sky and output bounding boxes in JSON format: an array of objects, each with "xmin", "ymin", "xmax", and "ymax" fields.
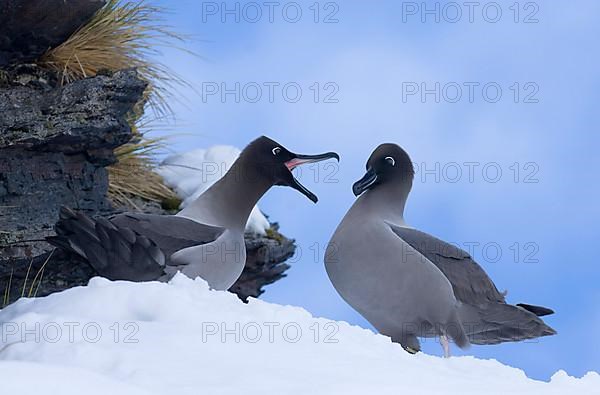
[{"xmin": 153, "ymin": 0, "xmax": 599, "ymax": 380}]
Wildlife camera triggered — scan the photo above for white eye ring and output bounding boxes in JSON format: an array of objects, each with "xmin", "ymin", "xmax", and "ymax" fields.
[
  {"xmin": 272, "ymin": 147, "xmax": 282, "ymax": 156},
  {"xmin": 385, "ymin": 156, "xmax": 396, "ymax": 166}
]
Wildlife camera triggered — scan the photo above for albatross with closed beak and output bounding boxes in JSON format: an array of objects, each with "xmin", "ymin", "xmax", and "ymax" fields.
[{"xmin": 325, "ymin": 143, "xmax": 555, "ymax": 356}]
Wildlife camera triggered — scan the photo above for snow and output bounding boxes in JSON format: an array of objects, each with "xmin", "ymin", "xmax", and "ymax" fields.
[
  {"xmin": 156, "ymin": 145, "xmax": 270, "ymax": 234},
  {"xmin": 0, "ymin": 362, "xmax": 153, "ymax": 394},
  {"xmin": 0, "ymin": 275, "xmax": 598, "ymax": 394}
]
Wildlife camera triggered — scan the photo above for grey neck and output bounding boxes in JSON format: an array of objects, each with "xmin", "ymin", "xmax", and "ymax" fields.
[
  {"xmin": 177, "ymin": 160, "xmax": 272, "ymax": 231},
  {"xmin": 356, "ymin": 180, "xmax": 412, "ymax": 226}
]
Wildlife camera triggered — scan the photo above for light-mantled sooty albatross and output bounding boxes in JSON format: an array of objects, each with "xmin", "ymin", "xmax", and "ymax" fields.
[{"xmin": 324, "ymin": 143, "xmax": 555, "ymax": 356}]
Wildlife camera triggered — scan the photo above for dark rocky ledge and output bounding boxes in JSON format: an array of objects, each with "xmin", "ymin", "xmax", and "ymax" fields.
[
  {"xmin": 0, "ymin": 68, "xmax": 147, "ymax": 261},
  {"xmin": 233, "ymin": 227, "xmax": 295, "ymax": 301},
  {"xmin": 0, "ymin": 67, "xmax": 144, "ymax": 153},
  {"xmin": 0, "ymin": 66, "xmax": 295, "ymax": 305}
]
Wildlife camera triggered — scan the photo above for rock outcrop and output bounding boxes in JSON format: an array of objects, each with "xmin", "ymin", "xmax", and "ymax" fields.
[{"xmin": 0, "ymin": 67, "xmax": 147, "ymax": 261}]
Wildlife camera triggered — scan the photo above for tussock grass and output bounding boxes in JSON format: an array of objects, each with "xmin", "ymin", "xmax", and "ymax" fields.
[
  {"xmin": 2, "ymin": 269, "xmax": 13, "ymax": 308},
  {"xmin": 26, "ymin": 249, "xmax": 55, "ymax": 299},
  {"xmin": 39, "ymin": 0, "xmax": 189, "ymax": 117},
  {"xmin": 1, "ymin": 249, "xmax": 55, "ymax": 308},
  {"xmin": 108, "ymin": 117, "xmax": 178, "ymax": 208}
]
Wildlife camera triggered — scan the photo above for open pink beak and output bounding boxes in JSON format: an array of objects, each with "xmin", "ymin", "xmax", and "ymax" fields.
[
  {"xmin": 285, "ymin": 158, "xmax": 313, "ymax": 171},
  {"xmin": 284, "ymin": 152, "xmax": 339, "ymax": 171},
  {"xmin": 280, "ymin": 151, "xmax": 340, "ymax": 203}
]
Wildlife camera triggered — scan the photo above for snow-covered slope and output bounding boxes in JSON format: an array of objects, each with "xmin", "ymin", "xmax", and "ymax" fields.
[
  {"xmin": 156, "ymin": 145, "xmax": 270, "ymax": 234},
  {"xmin": 0, "ymin": 362, "xmax": 153, "ymax": 394},
  {"xmin": 0, "ymin": 276, "xmax": 597, "ymax": 394}
]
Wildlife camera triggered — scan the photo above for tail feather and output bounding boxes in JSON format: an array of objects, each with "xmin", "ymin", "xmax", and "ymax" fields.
[
  {"xmin": 459, "ymin": 303, "xmax": 556, "ymax": 345},
  {"xmin": 516, "ymin": 303, "xmax": 554, "ymax": 317},
  {"xmin": 45, "ymin": 234, "xmax": 74, "ymax": 254},
  {"xmin": 47, "ymin": 206, "xmax": 165, "ymax": 281},
  {"xmin": 69, "ymin": 211, "xmax": 99, "ymax": 242},
  {"xmin": 95, "ymin": 217, "xmax": 113, "ymax": 249}
]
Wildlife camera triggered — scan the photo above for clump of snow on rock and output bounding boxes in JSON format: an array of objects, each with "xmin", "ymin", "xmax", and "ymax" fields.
[
  {"xmin": 0, "ymin": 275, "xmax": 598, "ymax": 394},
  {"xmin": 156, "ymin": 145, "xmax": 270, "ymax": 234}
]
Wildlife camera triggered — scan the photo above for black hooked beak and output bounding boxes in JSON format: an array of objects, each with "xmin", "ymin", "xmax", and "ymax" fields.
[
  {"xmin": 284, "ymin": 152, "xmax": 340, "ymax": 203},
  {"xmin": 353, "ymin": 167, "xmax": 378, "ymax": 196}
]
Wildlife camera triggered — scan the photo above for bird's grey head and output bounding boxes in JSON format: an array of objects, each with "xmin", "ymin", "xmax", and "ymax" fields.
[
  {"xmin": 236, "ymin": 136, "xmax": 340, "ymax": 203},
  {"xmin": 352, "ymin": 143, "xmax": 414, "ymax": 197}
]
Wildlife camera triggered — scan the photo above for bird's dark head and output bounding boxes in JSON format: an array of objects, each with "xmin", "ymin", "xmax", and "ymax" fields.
[
  {"xmin": 353, "ymin": 143, "xmax": 414, "ymax": 197},
  {"xmin": 238, "ymin": 136, "xmax": 339, "ymax": 203}
]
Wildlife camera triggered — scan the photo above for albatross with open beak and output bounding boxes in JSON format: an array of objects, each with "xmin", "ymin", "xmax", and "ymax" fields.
[{"xmin": 48, "ymin": 136, "xmax": 339, "ymax": 290}]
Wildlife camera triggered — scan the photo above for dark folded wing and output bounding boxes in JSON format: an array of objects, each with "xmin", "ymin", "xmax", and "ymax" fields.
[
  {"xmin": 388, "ymin": 224, "xmax": 506, "ymax": 306},
  {"xmin": 110, "ymin": 213, "xmax": 226, "ymax": 261}
]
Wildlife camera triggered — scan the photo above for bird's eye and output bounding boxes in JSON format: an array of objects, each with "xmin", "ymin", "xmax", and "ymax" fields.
[
  {"xmin": 272, "ymin": 147, "xmax": 282, "ymax": 156},
  {"xmin": 385, "ymin": 156, "xmax": 396, "ymax": 166}
]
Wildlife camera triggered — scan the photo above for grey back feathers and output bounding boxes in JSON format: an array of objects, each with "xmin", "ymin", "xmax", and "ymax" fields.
[
  {"xmin": 389, "ymin": 225, "xmax": 506, "ymax": 305},
  {"xmin": 49, "ymin": 207, "xmax": 167, "ymax": 281},
  {"xmin": 389, "ymin": 224, "xmax": 556, "ymax": 345},
  {"xmin": 49, "ymin": 207, "xmax": 225, "ymax": 281},
  {"xmin": 111, "ymin": 213, "xmax": 225, "ymax": 260}
]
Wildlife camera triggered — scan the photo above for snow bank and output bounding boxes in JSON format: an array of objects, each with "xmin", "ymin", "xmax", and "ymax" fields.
[
  {"xmin": 0, "ymin": 275, "xmax": 597, "ymax": 394},
  {"xmin": 156, "ymin": 145, "xmax": 270, "ymax": 234},
  {"xmin": 0, "ymin": 361, "xmax": 153, "ymax": 394}
]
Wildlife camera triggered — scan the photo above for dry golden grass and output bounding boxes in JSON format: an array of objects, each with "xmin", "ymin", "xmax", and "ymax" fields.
[
  {"xmin": 2, "ymin": 250, "xmax": 55, "ymax": 308},
  {"xmin": 40, "ymin": 0, "xmax": 189, "ymax": 117},
  {"xmin": 2, "ymin": 269, "xmax": 13, "ymax": 308},
  {"xmin": 110, "ymin": 141, "xmax": 180, "ymax": 209},
  {"xmin": 108, "ymin": 118, "xmax": 179, "ymax": 208}
]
